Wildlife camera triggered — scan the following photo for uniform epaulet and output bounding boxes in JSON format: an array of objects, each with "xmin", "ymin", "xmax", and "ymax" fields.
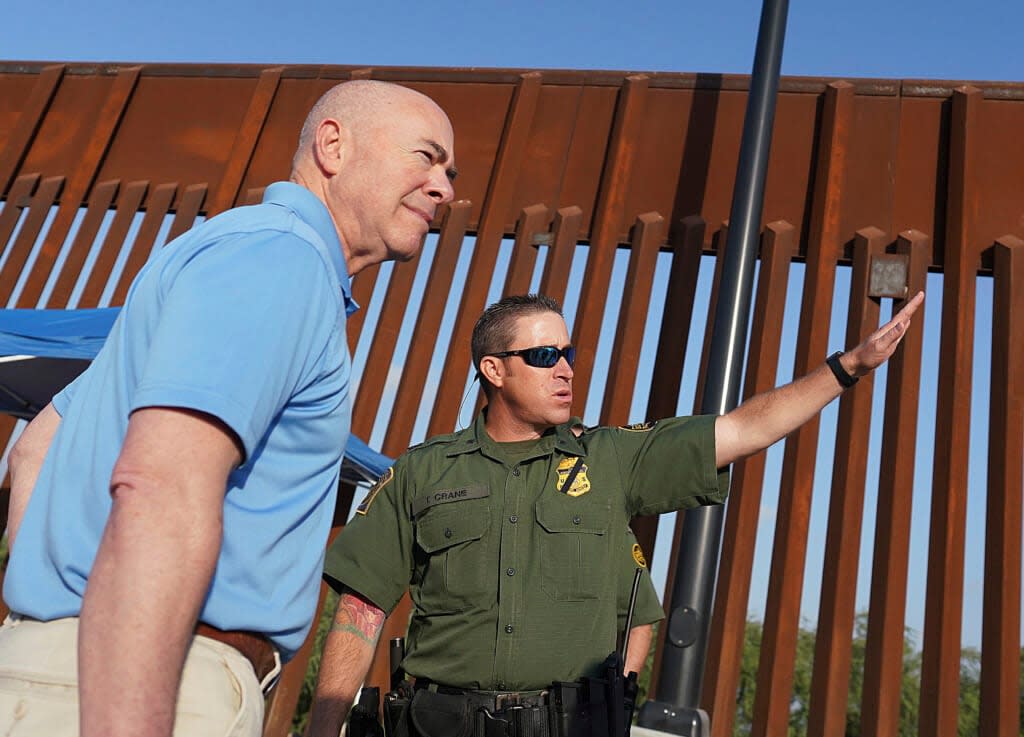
[
  {"xmin": 617, "ymin": 421, "xmax": 657, "ymax": 432},
  {"xmin": 406, "ymin": 431, "xmax": 460, "ymax": 454}
]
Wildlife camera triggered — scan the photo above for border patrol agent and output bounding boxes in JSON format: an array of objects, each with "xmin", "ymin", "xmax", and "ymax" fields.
[
  {"xmin": 309, "ymin": 290, "xmax": 924, "ymax": 737},
  {"xmin": 326, "ymin": 411, "xmax": 720, "ymax": 694}
]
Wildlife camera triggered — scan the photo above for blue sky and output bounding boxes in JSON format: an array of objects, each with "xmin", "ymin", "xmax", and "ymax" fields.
[
  {"xmin": 4, "ymin": 0, "xmax": 1023, "ymax": 82},
  {"xmin": 4, "ymin": 0, "xmax": 1018, "ymax": 648}
]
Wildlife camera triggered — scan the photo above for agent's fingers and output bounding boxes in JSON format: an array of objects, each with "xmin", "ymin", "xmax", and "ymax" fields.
[
  {"xmin": 874, "ymin": 291, "xmax": 924, "ymax": 346},
  {"xmin": 893, "ymin": 290, "xmax": 925, "ymax": 322}
]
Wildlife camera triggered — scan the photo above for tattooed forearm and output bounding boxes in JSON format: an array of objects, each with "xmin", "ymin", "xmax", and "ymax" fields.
[{"xmin": 331, "ymin": 592, "xmax": 386, "ymax": 645}]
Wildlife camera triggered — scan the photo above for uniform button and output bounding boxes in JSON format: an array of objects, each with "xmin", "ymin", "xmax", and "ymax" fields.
[
  {"xmin": 509, "ymin": 515, "xmax": 518, "ymax": 523},
  {"xmin": 506, "ymin": 567, "xmax": 515, "ymax": 576},
  {"xmin": 512, "ymin": 468, "xmax": 521, "ymax": 477},
  {"xmin": 505, "ymin": 624, "xmax": 514, "ymax": 634},
  {"xmin": 444, "ymin": 528, "xmax": 453, "ymax": 538},
  {"xmin": 572, "ymin": 515, "xmax": 581, "ymax": 525}
]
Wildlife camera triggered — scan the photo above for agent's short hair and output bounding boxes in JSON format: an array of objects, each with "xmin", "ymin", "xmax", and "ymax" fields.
[{"xmin": 472, "ymin": 294, "xmax": 564, "ymax": 395}]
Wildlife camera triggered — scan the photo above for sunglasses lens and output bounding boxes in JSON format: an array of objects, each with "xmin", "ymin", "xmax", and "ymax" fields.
[
  {"xmin": 525, "ymin": 347, "xmax": 559, "ymax": 368},
  {"xmin": 521, "ymin": 346, "xmax": 575, "ymax": 368}
]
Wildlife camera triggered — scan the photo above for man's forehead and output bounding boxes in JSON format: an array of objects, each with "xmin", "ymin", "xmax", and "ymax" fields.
[
  {"xmin": 397, "ymin": 103, "xmax": 455, "ymax": 152},
  {"xmin": 512, "ymin": 311, "xmax": 568, "ymax": 341}
]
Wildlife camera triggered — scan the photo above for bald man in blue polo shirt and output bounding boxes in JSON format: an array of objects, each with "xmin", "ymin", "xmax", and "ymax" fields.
[{"xmin": 0, "ymin": 80, "xmax": 457, "ymax": 737}]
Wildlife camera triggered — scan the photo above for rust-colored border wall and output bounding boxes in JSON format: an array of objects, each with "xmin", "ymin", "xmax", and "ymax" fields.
[
  {"xmin": 1, "ymin": 62, "xmax": 1021, "ymax": 737},
  {"xmin": 3, "ymin": 63, "xmax": 1023, "ymax": 264}
]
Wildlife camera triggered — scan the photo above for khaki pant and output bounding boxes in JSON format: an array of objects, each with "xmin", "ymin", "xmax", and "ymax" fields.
[{"xmin": 0, "ymin": 615, "xmax": 274, "ymax": 736}]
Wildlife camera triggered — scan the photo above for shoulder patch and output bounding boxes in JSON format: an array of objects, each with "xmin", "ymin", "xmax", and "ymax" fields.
[
  {"xmin": 619, "ymin": 421, "xmax": 655, "ymax": 432},
  {"xmin": 631, "ymin": 542, "xmax": 648, "ymax": 568},
  {"xmin": 355, "ymin": 466, "xmax": 394, "ymax": 516}
]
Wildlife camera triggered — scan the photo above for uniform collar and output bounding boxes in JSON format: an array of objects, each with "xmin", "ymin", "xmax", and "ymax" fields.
[
  {"xmin": 553, "ymin": 417, "xmax": 588, "ymax": 457},
  {"xmin": 262, "ymin": 181, "xmax": 358, "ymax": 316},
  {"xmin": 446, "ymin": 412, "xmax": 588, "ymax": 460}
]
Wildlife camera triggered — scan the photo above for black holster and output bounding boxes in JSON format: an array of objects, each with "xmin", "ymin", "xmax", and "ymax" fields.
[
  {"xmin": 549, "ymin": 652, "xmax": 638, "ymax": 737},
  {"xmin": 383, "ymin": 681, "xmax": 414, "ymax": 737},
  {"xmin": 408, "ymin": 688, "xmax": 474, "ymax": 737},
  {"xmin": 349, "ymin": 687, "xmax": 385, "ymax": 737}
]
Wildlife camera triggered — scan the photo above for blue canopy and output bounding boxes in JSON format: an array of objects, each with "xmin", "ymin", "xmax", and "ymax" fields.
[{"xmin": 0, "ymin": 307, "xmax": 391, "ymax": 484}]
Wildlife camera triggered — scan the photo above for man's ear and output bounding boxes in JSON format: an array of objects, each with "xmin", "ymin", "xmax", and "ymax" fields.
[
  {"xmin": 479, "ymin": 356, "xmax": 504, "ymax": 389},
  {"xmin": 313, "ymin": 118, "xmax": 346, "ymax": 176}
]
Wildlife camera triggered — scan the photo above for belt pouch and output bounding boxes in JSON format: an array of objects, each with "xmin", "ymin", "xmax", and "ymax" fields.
[
  {"xmin": 510, "ymin": 705, "xmax": 549, "ymax": 737},
  {"xmin": 384, "ymin": 689, "xmax": 412, "ymax": 737},
  {"xmin": 548, "ymin": 682, "xmax": 582, "ymax": 737},
  {"xmin": 580, "ymin": 677, "xmax": 609, "ymax": 737},
  {"xmin": 409, "ymin": 688, "xmax": 473, "ymax": 737}
]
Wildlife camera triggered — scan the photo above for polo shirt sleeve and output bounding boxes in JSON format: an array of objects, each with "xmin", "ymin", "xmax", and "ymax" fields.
[
  {"xmin": 51, "ymin": 371, "xmax": 85, "ymax": 416},
  {"xmin": 323, "ymin": 456, "xmax": 415, "ymax": 614},
  {"xmin": 53, "ymin": 308, "xmax": 125, "ymax": 416},
  {"xmin": 612, "ymin": 415, "xmax": 730, "ymax": 516},
  {"xmin": 130, "ymin": 233, "xmax": 340, "ymax": 463}
]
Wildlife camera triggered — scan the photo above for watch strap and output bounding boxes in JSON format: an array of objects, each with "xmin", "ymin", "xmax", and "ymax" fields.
[{"xmin": 826, "ymin": 351, "xmax": 859, "ymax": 389}]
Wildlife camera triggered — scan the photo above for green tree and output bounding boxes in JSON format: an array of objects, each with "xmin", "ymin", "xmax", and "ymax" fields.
[
  {"xmin": 727, "ymin": 614, "xmax": 934, "ymax": 737},
  {"xmin": 958, "ymin": 647, "xmax": 981, "ymax": 736},
  {"xmin": 735, "ymin": 617, "xmax": 761, "ymax": 734},
  {"xmin": 728, "ymin": 617, "xmax": 816, "ymax": 736},
  {"xmin": 846, "ymin": 612, "xmax": 920, "ymax": 737}
]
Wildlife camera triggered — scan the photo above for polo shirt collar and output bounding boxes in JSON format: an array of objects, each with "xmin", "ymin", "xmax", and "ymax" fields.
[{"xmin": 262, "ymin": 181, "xmax": 357, "ymax": 316}]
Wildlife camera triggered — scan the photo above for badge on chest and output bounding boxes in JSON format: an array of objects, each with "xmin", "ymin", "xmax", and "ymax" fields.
[{"xmin": 555, "ymin": 456, "xmax": 591, "ymax": 497}]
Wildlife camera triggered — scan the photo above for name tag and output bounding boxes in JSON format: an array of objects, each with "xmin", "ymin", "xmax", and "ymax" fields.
[{"xmin": 411, "ymin": 483, "xmax": 489, "ymax": 517}]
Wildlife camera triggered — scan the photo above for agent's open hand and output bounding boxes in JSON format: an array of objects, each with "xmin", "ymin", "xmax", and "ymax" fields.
[{"xmin": 844, "ymin": 290, "xmax": 924, "ymax": 376}]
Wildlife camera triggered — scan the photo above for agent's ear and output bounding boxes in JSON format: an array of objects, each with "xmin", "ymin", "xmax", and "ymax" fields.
[
  {"xmin": 313, "ymin": 118, "xmax": 347, "ymax": 176},
  {"xmin": 479, "ymin": 356, "xmax": 504, "ymax": 389}
]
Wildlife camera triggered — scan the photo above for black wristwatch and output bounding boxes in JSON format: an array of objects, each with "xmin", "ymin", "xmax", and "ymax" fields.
[{"xmin": 826, "ymin": 351, "xmax": 858, "ymax": 389}]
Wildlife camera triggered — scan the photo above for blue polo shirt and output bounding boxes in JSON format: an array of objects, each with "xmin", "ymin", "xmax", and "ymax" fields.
[{"xmin": 4, "ymin": 182, "xmax": 356, "ymax": 661}]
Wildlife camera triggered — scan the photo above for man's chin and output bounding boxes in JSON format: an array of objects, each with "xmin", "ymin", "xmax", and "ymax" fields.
[{"xmin": 387, "ymin": 234, "xmax": 427, "ymax": 262}]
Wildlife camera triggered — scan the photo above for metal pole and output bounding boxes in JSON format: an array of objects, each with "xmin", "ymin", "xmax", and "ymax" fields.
[{"xmin": 637, "ymin": 0, "xmax": 789, "ymax": 733}]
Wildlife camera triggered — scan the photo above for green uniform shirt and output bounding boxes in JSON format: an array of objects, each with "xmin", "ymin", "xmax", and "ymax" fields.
[
  {"xmin": 325, "ymin": 412, "xmax": 728, "ymax": 691},
  {"xmin": 620, "ymin": 527, "xmax": 662, "ymax": 632}
]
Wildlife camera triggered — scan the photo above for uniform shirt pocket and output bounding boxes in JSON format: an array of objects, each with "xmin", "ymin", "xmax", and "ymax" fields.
[
  {"xmin": 413, "ymin": 495, "xmax": 492, "ymax": 613},
  {"xmin": 535, "ymin": 495, "xmax": 610, "ymax": 602}
]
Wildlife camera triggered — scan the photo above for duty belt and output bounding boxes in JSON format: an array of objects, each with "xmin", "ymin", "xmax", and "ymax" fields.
[
  {"xmin": 415, "ymin": 680, "xmax": 549, "ymax": 710},
  {"xmin": 401, "ymin": 652, "xmax": 636, "ymax": 737},
  {"xmin": 408, "ymin": 683, "xmax": 553, "ymax": 737}
]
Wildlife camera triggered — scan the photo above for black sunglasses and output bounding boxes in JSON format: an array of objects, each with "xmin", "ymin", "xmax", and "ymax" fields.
[{"xmin": 489, "ymin": 345, "xmax": 576, "ymax": 369}]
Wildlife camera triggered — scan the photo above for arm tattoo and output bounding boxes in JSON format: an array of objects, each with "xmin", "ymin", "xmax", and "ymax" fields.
[{"xmin": 331, "ymin": 592, "xmax": 386, "ymax": 645}]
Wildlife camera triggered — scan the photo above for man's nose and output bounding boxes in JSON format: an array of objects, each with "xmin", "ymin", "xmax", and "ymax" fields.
[{"xmin": 426, "ymin": 168, "xmax": 455, "ymax": 204}]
